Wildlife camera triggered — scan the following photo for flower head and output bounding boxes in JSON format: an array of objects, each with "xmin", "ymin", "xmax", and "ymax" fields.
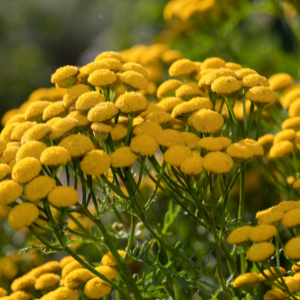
[
  {"xmin": 211, "ymin": 76, "xmax": 241, "ymax": 94},
  {"xmin": 133, "ymin": 121, "xmax": 163, "ymax": 137},
  {"xmin": 0, "ymin": 180, "xmax": 23, "ymax": 205},
  {"xmin": 88, "ymin": 102, "xmax": 119, "ymax": 122},
  {"xmin": 63, "ymin": 84, "xmax": 92, "ymax": 108},
  {"xmin": 67, "ymin": 111, "xmax": 90, "ymax": 128},
  {"xmin": 241, "ymin": 74, "xmax": 269, "ymax": 88},
  {"xmin": 11, "ymin": 122, "xmax": 36, "ymax": 141},
  {"xmin": 111, "ymin": 147, "xmax": 137, "ymax": 168},
  {"xmin": 116, "ymin": 92, "xmax": 148, "ymax": 114},
  {"xmin": 62, "ymin": 261, "xmax": 84, "ymax": 279},
  {"xmin": 64, "ymin": 269, "xmax": 93, "ymax": 289},
  {"xmin": 16, "ymin": 141, "xmax": 47, "ymax": 162},
  {"xmin": 157, "ymin": 80, "xmax": 183, "ymax": 98},
  {"xmin": 199, "ymin": 68, "xmax": 236, "ymax": 88},
  {"xmin": 40, "ymin": 146, "xmax": 71, "ymax": 166},
  {"xmin": 49, "ymin": 118, "xmax": 79, "ymax": 140},
  {"xmin": 274, "ymin": 129, "xmax": 295, "ymax": 144},
  {"xmin": 50, "ymin": 287, "xmax": 79, "ymax": 300},
  {"xmin": 164, "ymin": 145, "xmax": 192, "ymax": 167},
  {"xmin": 48, "ymin": 186, "xmax": 79, "ymax": 207},
  {"xmin": 145, "ymin": 111, "xmax": 172, "ymax": 125},
  {"xmin": 202, "ymin": 151, "xmax": 233, "ymax": 174},
  {"xmin": 201, "ymin": 57, "xmax": 225, "ymax": 70},
  {"xmin": 130, "ymin": 134, "xmax": 159, "ymax": 156},
  {"xmin": 101, "ymin": 250, "xmax": 127, "ymax": 267},
  {"xmin": 281, "ymin": 208, "xmax": 300, "ymax": 228},
  {"xmin": 268, "ymin": 73, "xmax": 294, "ymax": 91},
  {"xmin": 156, "ymin": 129, "xmax": 186, "ymax": 148},
  {"xmin": 1, "ymin": 123, "xmax": 20, "ymax": 143},
  {"xmin": 258, "ymin": 134, "xmax": 274, "ymax": 148},
  {"xmin": 235, "ymin": 68, "xmax": 257, "ymax": 79},
  {"xmin": 263, "ymin": 289, "xmax": 289, "ymax": 300},
  {"xmin": 119, "ymin": 71, "xmax": 148, "ymax": 90},
  {"xmin": 25, "ymin": 176, "xmax": 56, "ymax": 202},
  {"xmin": 258, "ymin": 210, "xmax": 284, "ymax": 225},
  {"xmin": 198, "ymin": 137, "xmax": 229, "ymax": 151},
  {"xmin": 175, "ymin": 83, "xmax": 204, "ymax": 100},
  {"xmin": 192, "ymin": 109, "xmax": 224, "ymax": 133},
  {"xmin": 12, "ymin": 157, "xmax": 41, "ymax": 184},
  {"xmin": 0, "ymin": 164, "xmax": 11, "ymax": 181},
  {"xmin": 94, "ymin": 265, "xmax": 118, "ymax": 280},
  {"xmin": 247, "ymin": 242, "xmax": 275, "ymax": 262},
  {"xmin": 42, "ymin": 101, "xmax": 66, "ymax": 121},
  {"xmin": 11, "ymin": 275, "xmax": 36, "ymax": 292},
  {"xmin": 258, "ymin": 267, "xmax": 286, "ymax": 282},
  {"xmin": 158, "ymin": 97, "xmax": 183, "ymax": 112},
  {"xmin": 110, "ymin": 123, "xmax": 128, "ymax": 142},
  {"xmin": 225, "ymin": 62, "xmax": 242, "ymax": 70},
  {"xmin": 180, "ymin": 156, "xmax": 204, "ymax": 175},
  {"xmin": 269, "ymin": 141, "xmax": 294, "ymax": 158},
  {"xmin": 34, "ymin": 273, "xmax": 60, "ymax": 290},
  {"xmin": 139, "ymin": 103, "xmax": 164, "ymax": 118},
  {"xmin": 227, "ymin": 225, "xmax": 253, "ymax": 245},
  {"xmin": 246, "ymin": 86, "xmax": 277, "ymax": 107},
  {"xmin": 233, "ymin": 273, "xmax": 258, "ymax": 291},
  {"xmin": 249, "ymin": 224, "xmax": 277, "ymax": 242},
  {"xmin": 94, "ymin": 58, "xmax": 123, "ymax": 72},
  {"xmin": 1, "ymin": 147, "xmax": 19, "ymax": 164},
  {"xmin": 25, "ymin": 101, "xmax": 51, "ymax": 121},
  {"xmin": 21, "ymin": 124, "xmax": 52, "ymax": 145},
  {"xmin": 76, "ymin": 91, "xmax": 106, "ymax": 112},
  {"xmin": 88, "ymin": 69, "xmax": 117, "ymax": 87},
  {"xmin": 83, "ymin": 278, "xmax": 111, "ymax": 299},
  {"xmin": 81, "ymin": 150, "xmax": 111, "ymax": 176},
  {"xmin": 226, "ymin": 143, "xmax": 254, "ymax": 162},
  {"xmin": 169, "ymin": 59, "xmax": 198, "ymax": 77},
  {"xmin": 181, "ymin": 132, "xmax": 200, "ymax": 149},
  {"xmin": 95, "ymin": 51, "xmax": 125, "ymax": 63},
  {"xmin": 51, "ymin": 66, "xmax": 79, "ymax": 85},
  {"xmin": 0, "ymin": 138, "xmax": 7, "ymax": 155}
]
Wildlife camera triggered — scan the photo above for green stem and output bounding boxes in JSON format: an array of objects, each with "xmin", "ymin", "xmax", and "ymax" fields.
[
  {"xmin": 124, "ymin": 114, "xmax": 134, "ymax": 146},
  {"xmin": 256, "ymin": 107, "xmax": 263, "ymax": 140},
  {"xmin": 125, "ymin": 213, "xmax": 136, "ymax": 259},
  {"xmin": 242, "ymin": 88, "xmax": 247, "ymax": 134},
  {"xmin": 246, "ymin": 103, "xmax": 255, "ymax": 137}
]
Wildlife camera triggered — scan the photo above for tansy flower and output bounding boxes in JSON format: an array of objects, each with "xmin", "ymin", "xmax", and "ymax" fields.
[
  {"xmin": 258, "ymin": 267, "xmax": 286, "ymax": 282},
  {"xmin": 274, "ymin": 129, "xmax": 295, "ymax": 144},
  {"xmin": 130, "ymin": 134, "xmax": 159, "ymax": 156},
  {"xmin": 145, "ymin": 111, "xmax": 172, "ymax": 125},
  {"xmin": 94, "ymin": 58, "xmax": 123, "ymax": 72},
  {"xmin": 16, "ymin": 141, "xmax": 47, "ymax": 162},
  {"xmin": 21, "ymin": 124, "xmax": 52, "ymax": 145},
  {"xmin": 0, "ymin": 288, "xmax": 7, "ymax": 297},
  {"xmin": 172, "ymin": 97, "xmax": 213, "ymax": 118},
  {"xmin": 288, "ymin": 98, "xmax": 300, "ymax": 117},
  {"xmin": 280, "ymin": 88, "xmax": 300, "ymax": 108},
  {"xmin": 119, "ymin": 71, "xmax": 148, "ymax": 90},
  {"xmin": 258, "ymin": 134, "xmax": 275, "ymax": 148},
  {"xmin": 199, "ymin": 68, "xmax": 236, "ymax": 88},
  {"xmin": 11, "ymin": 122, "xmax": 36, "ymax": 141},
  {"xmin": 293, "ymin": 179, "xmax": 300, "ymax": 189},
  {"xmin": 180, "ymin": 156, "xmax": 204, "ymax": 175},
  {"xmin": 1, "ymin": 146, "xmax": 19, "ymax": 164},
  {"xmin": 63, "ymin": 84, "xmax": 92, "ymax": 108},
  {"xmin": 157, "ymin": 80, "xmax": 183, "ymax": 98},
  {"xmin": 192, "ymin": 109, "xmax": 224, "ymax": 133},
  {"xmin": 269, "ymin": 141, "xmax": 294, "ymax": 158},
  {"xmin": 1, "ymin": 123, "xmax": 20, "ymax": 142},
  {"xmin": 60, "ymin": 256, "xmax": 85, "ymax": 269},
  {"xmin": 281, "ymin": 208, "xmax": 300, "ymax": 228},
  {"xmin": 175, "ymin": 83, "xmax": 204, "ymax": 100},
  {"xmin": 51, "ymin": 66, "xmax": 79, "ymax": 87},
  {"xmin": 227, "ymin": 225, "xmax": 253, "ymax": 245},
  {"xmin": 64, "ymin": 269, "xmax": 93, "ymax": 289},
  {"xmin": 246, "ymin": 86, "xmax": 277, "ymax": 107},
  {"xmin": 258, "ymin": 210, "xmax": 284, "ymax": 225},
  {"xmin": 0, "ymin": 137, "xmax": 7, "ymax": 155},
  {"xmin": 211, "ymin": 76, "xmax": 242, "ymax": 95},
  {"xmin": 156, "ymin": 129, "xmax": 186, "ymax": 148},
  {"xmin": 76, "ymin": 91, "xmax": 106, "ymax": 112},
  {"xmin": 49, "ymin": 118, "xmax": 79, "ymax": 140},
  {"xmin": 5, "ymin": 113, "xmax": 26, "ymax": 125},
  {"xmin": 164, "ymin": 145, "xmax": 192, "ymax": 167},
  {"xmin": 40, "ymin": 146, "xmax": 71, "ymax": 166},
  {"xmin": 232, "ymin": 273, "xmax": 258, "ymax": 291},
  {"xmin": 34, "ymin": 273, "xmax": 60, "ymax": 290},
  {"xmin": 235, "ymin": 68, "xmax": 257, "ymax": 79},
  {"xmin": 80, "ymin": 61, "xmax": 110, "ymax": 77},
  {"xmin": 198, "ymin": 137, "xmax": 228, "ymax": 152},
  {"xmin": 95, "ymin": 51, "xmax": 125, "ymax": 63},
  {"xmin": 169, "ymin": 58, "xmax": 198, "ymax": 77},
  {"xmin": 25, "ymin": 101, "xmax": 52, "ymax": 121},
  {"xmin": 284, "ymin": 237, "xmax": 300, "ymax": 259},
  {"xmin": 133, "ymin": 121, "xmax": 163, "ymax": 137},
  {"xmin": 67, "ymin": 111, "xmax": 90, "ymax": 128},
  {"xmin": 50, "ymin": 287, "xmax": 79, "ymax": 300},
  {"xmin": 0, "ymin": 164, "xmax": 11, "ymax": 181},
  {"xmin": 161, "ymin": 49, "xmax": 182, "ymax": 64},
  {"xmin": 25, "ymin": 176, "xmax": 56, "ymax": 202},
  {"xmin": 268, "ymin": 73, "xmax": 294, "ymax": 91},
  {"xmin": 116, "ymin": 92, "xmax": 148, "ymax": 115},
  {"xmin": 263, "ymin": 290, "xmax": 289, "ymax": 300},
  {"xmin": 110, "ymin": 123, "xmax": 128, "ymax": 142},
  {"xmin": 94, "ymin": 265, "xmax": 118, "ymax": 280},
  {"xmin": 84, "ymin": 278, "xmax": 111, "ymax": 299},
  {"xmin": 274, "ymin": 201, "xmax": 300, "ymax": 213},
  {"xmin": 80, "ymin": 150, "xmax": 111, "ymax": 176},
  {"xmin": 282, "ymin": 117, "xmax": 300, "ymax": 130},
  {"xmin": 59, "ymin": 134, "xmax": 94, "ymax": 157},
  {"xmin": 0, "ymin": 180, "xmax": 23, "ymax": 205},
  {"xmin": 110, "ymin": 147, "xmax": 137, "ymax": 168},
  {"xmin": 241, "ymin": 74, "xmax": 270, "ymax": 88},
  {"xmin": 287, "ymin": 176, "xmax": 295, "ymax": 186},
  {"xmin": 42, "ymin": 101, "xmax": 66, "ymax": 121},
  {"xmin": 88, "ymin": 102, "xmax": 119, "ymax": 123},
  {"xmin": 12, "ymin": 157, "xmax": 41, "ymax": 184},
  {"xmin": 200, "ymin": 57, "xmax": 225, "ymax": 70},
  {"xmin": 48, "ymin": 186, "xmax": 79, "ymax": 207},
  {"xmin": 88, "ymin": 69, "xmax": 117, "ymax": 87},
  {"xmin": 247, "ymin": 242, "xmax": 275, "ymax": 262},
  {"xmin": 11, "ymin": 275, "xmax": 36, "ymax": 292},
  {"xmin": 181, "ymin": 132, "xmax": 200, "ymax": 149},
  {"xmin": 249, "ymin": 224, "xmax": 277, "ymax": 242},
  {"xmin": 225, "ymin": 62, "xmax": 242, "ymax": 70},
  {"xmin": 158, "ymin": 97, "xmax": 183, "ymax": 112},
  {"xmin": 121, "ymin": 62, "xmax": 148, "ymax": 78},
  {"xmin": 29, "ymin": 261, "xmax": 61, "ymax": 278},
  {"xmin": 46, "ymin": 117, "xmax": 62, "ymax": 127},
  {"xmin": 91, "ymin": 122, "xmax": 112, "ymax": 139},
  {"xmin": 202, "ymin": 151, "xmax": 234, "ymax": 174},
  {"xmin": 8, "ymin": 202, "xmax": 39, "ymax": 229},
  {"xmin": 102, "ymin": 250, "xmax": 128, "ymax": 266},
  {"xmin": 274, "ymin": 276, "xmax": 300, "ymax": 292},
  {"xmin": 292, "ymin": 262, "xmax": 300, "ymax": 273},
  {"xmin": 139, "ymin": 103, "xmax": 164, "ymax": 118},
  {"xmin": 226, "ymin": 143, "xmax": 254, "ymax": 162}
]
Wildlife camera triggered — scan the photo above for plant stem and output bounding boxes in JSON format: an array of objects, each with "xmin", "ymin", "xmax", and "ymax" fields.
[
  {"xmin": 124, "ymin": 114, "xmax": 134, "ymax": 146},
  {"xmin": 256, "ymin": 107, "xmax": 263, "ymax": 140},
  {"xmin": 246, "ymin": 103, "xmax": 255, "ymax": 137}
]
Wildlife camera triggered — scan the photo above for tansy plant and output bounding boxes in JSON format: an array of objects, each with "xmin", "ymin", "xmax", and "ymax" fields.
[{"xmin": 0, "ymin": 51, "xmax": 300, "ymax": 300}]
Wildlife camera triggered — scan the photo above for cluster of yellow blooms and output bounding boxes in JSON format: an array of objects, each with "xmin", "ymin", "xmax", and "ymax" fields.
[{"xmin": 1, "ymin": 48, "xmax": 300, "ymax": 299}]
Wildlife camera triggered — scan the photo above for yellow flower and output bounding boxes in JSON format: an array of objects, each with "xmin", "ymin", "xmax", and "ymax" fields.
[
  {"xmin": 246, "ymin": 86, "xmax": 277, "ymax": 107},
  {"xmin": 101, "ymin": 250, "xmax": 128, "ymax": 267},
  {"xmin": 88, "ymin": 69, "xmax": 117, "ymax": 87},
  {"xmin": 274, "ymin": 201, "xmax": 300, "ymax": 213},
  {"xmin": 40, "ymin": 146, "xmax": 71, "ymax": 166},
  {"xmin": 235, "ymin": 68, "xmax": 257, "ymax": 79},
  {"xmin": 119, "ymin": 71, "xmax": 148, "ymax": 90},
  {"xmin": 157, "ymin": 80, "xmax": 183, "ymax": 98},
  {"xmin": 94, "ymin": 58, "xmax": 123, "ymax": 72},
  {"xmin": 29, "ymin": 261, "xmax": 61, "ymax": 278},
  {"xmin": 274, "ymin": 276, "xmax": 300, "ymax": 292},
  {"xmin": 139, "ymin": 103, "xmax": 164, "ymax": 118},
  {"xmin": 11, "ymin": 275, "xmax": 36, "ymax": 292},
  {"xmin": 35, "ymin": 273, "xmax": 60, "ymax": 290},
  {"xmin": 59, "ymin": 134, "xmax": 94, "ymax": 158},
  {"xmin": 268, "ymin": 73, "xmax": 294, "ymax": 91},
  {"xmin": 226, "ymin": 143, "xmax": 254, "ymax": 162},
  {"xmin": 0, "ymin": 287, "xmax": 7, "ymax": 297},
  {"xmin": 91, "ymin": 122, "xmax": 112, "ymax": 136},
  {"xmin": 0, "ymin": 180, "xmax": 23, "ymax": 205},
  {"xmin": 288, "ymin": 98, "xmax": 300, "ymax": 117},
  {"xmin": 211, "ymin": 76, "xmax": 241, "ymax": 94},
  {"xmin": 164, "ymin": 145, "xmax": 192, "ymax": 167},
  {"xmin": 42, "ymin": 101, "xmax": 66, "ymax": 121},
  {"xmin": 156, "ymin": 129, "xmax": 186, "ymax": 148},
  {"xmin": 202, "ymin": 151, "xmax": 234, "ymax": 174},
  {"xmin": 130, "ymin": 134, "xmax": 159, "ymax": 156},
  {"xmin": 8, "ymin": 202, "xmax": 39, "ymax": 229},
  {"xmin": 48, "ymin": 186, "xmax": 79, "ymax": 207},
  {"xmin": 247, "ymin": 242, "xmax": 275, "ymax": 262},
  {"xmin": 76, "ymin": 91, "xmax": 106, "ymax": 112},
  {"xmin": 269, "ymin": 141, "xmax": 294, "ymax": 158},
  {"xmin": 258, "ymin": 134, "xmax": 275, "ymax": 148},
  {"xmin": 281, "ymin": 208, "xmax": 300, "ymax": 228},
  {"xmin": 110, "ymin": 123, "xmax": 128, "ymax": 142},
  {"xmin": 198, "ymin": 137, "xmax": 230, "ymax": 152},
  {"xmin": 169, "ymin": 58, "xmax": 198, "ymax": 78},
  {"xmin": 181, "ymin": 132, "xmax": 200, "ymax": 149},
  {"xmin": 25, "ymin": 176, "xmax": 56, "ymax": 202},
  {"xmin": 50, "ymin": 287, "xmax": 79, "ymax": 300},
  {"xmin": 95, "ymin": 51, "xmax": 125, "ymax": 63},
  {"xmin": 263, "ymin": 290, "xmax": 289, "ymax": 300},
  {"xmin": 1, "ymin": 146, "xmax": 19, "ymax": 164},
  {"xmin": 121, "ymin": 62, "xmax": 148, "ymax": 78},
  {"xmin": 258, "ymin": 267, "xmax": 286, "ymax": 282},
  {"xmin": 158, "ymin": 97, "xmax": 183, "ymax": 112},
  {"xmin": 67, "ymin": 111, "xmax": 90, "ymax": 128},
  {"xmin": 84, "ymin": 278, "xmax": 111, "ymax": 299},
  {"xmin": 227, "ymin": 225, "xmax": 253, "ymax": 245},
  {"xmin": 116, "ymin": 92, "xmax": 148, "ymax": 114},
  {"xmin": 287, "ymin": 176, "xmax": 295, "ymax": 186},
  {"xmin": 81, "ymin": 150, "xmax": 111, "ymax": 176},
  {"xmin": 145, "ymin": 111, "xmax": 172, "ymax": 125},
  {"xmin": 241, "ymin": 74, "xmax": 269, "ymax": 88},
  {"xmin": 88, "ymin": 102, "xmax": 119, "ymax": 123},
  {"xmin": 180, "ymin": 156, "xmax": 204, "ymax": 175},
  {"xmin": 0, "ymin": 204, "xmax": 10, "ymax": 219},
  {"xmin": 64, "ymin": 269, "xmax": 93, "ymax": 289},
  {"xmin": 175, "ymin": 82, "xmax": 204, "ymax": 100},
  {"xmin": 0, "ymin": 137, "xmax": 7, "ymax": 155},
  {"xmin": 1, "ymin": 123, "xmax": 20, "ymax": 143},
  {"xmin": 200, "ymin": 57, "xmax": 225, "ymax": 70},
  {"xmin": 282, "ymin": 117, "xmax": 300, "ymax": 130},
  {"xmin": 11, "ymin": 122, "xmax": 36, "ymax": 141},
  {"xmin": 284, "ymin": 237, "xmax": 300, "ymax": 259},
  {"xmin": 292, "ymin": 262, "xmax": 300, "ymax": 273},
  {"xmin": 225, "ymin": 62, "xmax": 242, "ymax": 70},
  {"xmin": 63, "ymin": 84, "xmax": 92, "ymax": 108},
  {"xmin": 249, "ymin": 224, "xmax": 277, "ymax": 242},
  {"xmin": 94, "ymin": 265, "xmax": 118, "ymax": 280},
  {"xmin": 280, "ymin": 87, "xmax": 300, "ymax": 108},
  {"xmin": 60, "ymin": 256, "xmax": 85, "ymax": 269},
  {"xmin": 293, "ymin": 178, "xmax": 300, "ymax": 189},
  {"xmin": 79, "ymin": 60, "xmax": 110, "ymax": 78},
  {"xmin": 51, "ymin": 65, "xmax": 79, "ymax": 85},
  {"xmin": 16, "ymin": 141, "xmax": 47, "ymax": 162},
  {"xmin": 192, "ymin": 109, "xmax": 224, "ymax": 133},
  {"xmin": 49, "ymin": 118, "xmax": 79, "ymax": 140},
  {"xmin": 21, "ymin": 124, "xmax": 52, "ymax": 145},
  {"xmin": 0, "ymin": 164, "xmax": 11, "ymax": 181},
  {"xmin": 233, "ymin": 273, "xmax": 258, "ymax": 291},
  {"xmin": 12, "ymin": 157, "xmax": 41, "ymax": 184},
  {"xmin": 133, "ymin": 121, "xmax": 163, "ymax": 138},
  {"xmin": 161, "ymin": 49, "xmax": 183, "ymax": 64},
  {"xmin": 274, "ymin": 129, "xmax": 295, "ymax": 144},
  {"xmin": 258, "ymin": 210, "xmax": 284, "ymax": 225},
  {"xmin": 5, "ymin": 113, "xmax": 26, "ymax": 126},
  {"xmin": 199, "ymin": 68, "xmax": 237, "ymax": 88},
  {"xmin": 25, "ymin": 101, "xmax": 52, "ymax": 121},
  {"xmin": 111, "ymin": 147, "xmax": 137, "ymax": 168}
]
